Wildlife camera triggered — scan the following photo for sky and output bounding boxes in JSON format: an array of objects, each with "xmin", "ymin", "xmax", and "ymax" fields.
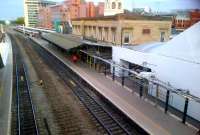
[{"xmin": 0, "ymin": 0, "xmax": 200, "ymax": 20}]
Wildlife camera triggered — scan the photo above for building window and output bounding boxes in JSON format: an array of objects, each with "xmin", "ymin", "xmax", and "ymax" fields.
[
  {"xmin": 124, "ymin": 33, "xmax": 130, "ymax": 44},
  {"xmin": 142, "ymin": 29, "xmax": 151, "ymax": 34},
  {"xmin": 160, "ymin": 32, "xmax": 165, "ymax": 42},
  {"xmin": 112, "ymin": 2, "xmax": 116, "ymax": 9},
  {"xmin": 111, "ymin": 28, "xmax": 116, "ymax": 44},
  {"xmin": 118, "ymin": 2, "xmax": 122, "ymax": 9}
]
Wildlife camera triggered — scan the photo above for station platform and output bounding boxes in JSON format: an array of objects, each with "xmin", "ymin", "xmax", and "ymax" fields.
[
  {"xmin": 31, "ymin": 37, "xmax": 198, "ymax": 135},
  {"xmin": 0, "ymin": 35, "xmax": 13, "ymax": 135}
]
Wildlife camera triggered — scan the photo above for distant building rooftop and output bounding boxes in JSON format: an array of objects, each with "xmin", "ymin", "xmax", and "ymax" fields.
[{"xmin": 72, "ymin": 13, "xmax": 172, "ymax": 21}]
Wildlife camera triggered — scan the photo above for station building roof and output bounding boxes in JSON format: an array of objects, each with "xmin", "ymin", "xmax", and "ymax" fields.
[{"xmin": 72, "ymin": 13, "xmax": 172, "ymax": 21}]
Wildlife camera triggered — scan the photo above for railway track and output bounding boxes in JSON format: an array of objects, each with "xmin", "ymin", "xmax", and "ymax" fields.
[
  {"xmin": 30, "ymin": 39, "xmax": 148, "ymax": 135},
  {"xmin": 73, "ymin": 86, "xmax": 130, "ymax": 135},
  {"xmin": 12, "ymin": 35, "xmax": 39, "ymax": 135}
]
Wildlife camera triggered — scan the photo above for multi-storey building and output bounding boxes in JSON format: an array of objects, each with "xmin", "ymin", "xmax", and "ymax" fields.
[
  {"xmin": 38, "ymin": 7, "xmax": 52, "ymax": 29},
  {"xmin": 79, "ymin": 2, "xmax": 105, "ymax": 18},
  {"xmin": 190, "ymin": 9, "xmax": 200, "ymax": 26},
  {"xmin": 40, "ymin": 0, "xmax": 57, "ymax": 7},
  {"xmin": 64, "ymin": 0, "xmax": 81, "ymax": 19},
  {"xmin": 72, "ymin": 14, "xmax": 172, "ymax": 45},
  {"xmin": 86, "ymin": 2, "xmax": 96, "ymax": 17},
  {"xmin": 50, "ymin": 4, "xmax": 69, "ymax": 23},
  {"xmin": 79, "ymin": 3, "xmax": 87, "ymax": 18},
  {"xmin": 96, "ymin": 2, "xmax": 105, "ymax": 17},
  {"xmin": 24, "ymin": 0, "xmax": 40, "ymax": 27},
  {"xmin": 38, "ymin": 0, "xmax": 105, "ymax": 30},
  {"xmin": 173, "ymin": 9, "xmax": 200, "ymax": 30},
  {"xmin": 48, "ymin": 4, "xmax": 71, "ymax": 32},
  {"xmin": 24, "ymin": 0, "xmax": 56, "ymax": 27}
]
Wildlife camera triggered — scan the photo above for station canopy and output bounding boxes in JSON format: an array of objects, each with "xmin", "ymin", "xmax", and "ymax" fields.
[{"xmin": 41, "ymin": 33, "xmax": 83, "ymax": 50}]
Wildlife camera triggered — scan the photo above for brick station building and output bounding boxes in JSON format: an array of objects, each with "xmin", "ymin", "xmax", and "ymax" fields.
[
  {"xmin": 72, "ymin": 14, "xmax": 172, "ymax": 45},
  {"xmin": 173, "ymin": 9, "xmax": 200, "ymax": 30}
]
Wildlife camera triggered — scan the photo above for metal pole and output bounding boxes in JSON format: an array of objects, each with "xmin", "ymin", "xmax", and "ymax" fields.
[
  {"xmin": 121, "ymin": 69, "xmax": 125, "ymax": 86},
  {"xmin": 87, "ymin": 55, "xmax": 89, "ymax": 64},
  {"xmin": 165, "ymin": 90, "xmax": 170, "ymax": 113},
  {"xmin": 90, "ymin": 56, "xmax": 92, "ymax": 68},
  {"xmin": 112, "ymin": 65, "xmax": 115, "ymax": 81},
  {"xmin": 139, "ymin": 79, "xmax": 143, "ymax": 98},
  {"xmin": 104, "ymin": 63, "xmax": 107, "ymax": 76},
  {"xmin": 94, "ymin": 58, "xmax": 96, "ymax": 70},
  {"xmin": 155, "ymin": 84, "xmax": 159, "ymax": 107},
  {"xmin": 182, "ymin": 97, "xmax": 189, "ymax": 124}
]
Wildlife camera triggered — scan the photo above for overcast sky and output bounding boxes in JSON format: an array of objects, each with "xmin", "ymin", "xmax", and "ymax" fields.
[{"xmin": 0, "ymin": 0, "xmax": 200, "ymax": 20}]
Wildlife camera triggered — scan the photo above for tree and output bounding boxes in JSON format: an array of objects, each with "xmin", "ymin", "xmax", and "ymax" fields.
[
  {"xmin": 0, "ymin": 20, "xmax": 5, "ymax": 25},
  {"xmin": 15, "ymin": 17, "xmax": 25, "ymax": 25}
]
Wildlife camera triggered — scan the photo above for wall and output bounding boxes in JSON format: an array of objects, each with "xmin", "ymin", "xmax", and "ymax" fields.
[
  {"xmin": 112, "ymin": 46, "xmax": 200, "ymax": 121},
  {"xmin": 79, "ymin": 3, "xmax": 87, "ymax": 17},
  {"xmin": 96, "ymin": 2, "xmax": 104, "ymax": 16},
  {"xmin": 86, "ymin": 2, "xmax": 96, "ymax": 17},
  {"xmin": 72, "ymin": 19, "xmax": 172, "ymax": 45},
  {"xmin": 64, "ymin": 0, "xmax": 80, "ymax": 19},
  {"xmin": 38, "ymin": 7, "xmax": 53, "ymax": 29},
  {"xmin": 190, "ymin": 9, "xmax": 200, "ymax": 25}
]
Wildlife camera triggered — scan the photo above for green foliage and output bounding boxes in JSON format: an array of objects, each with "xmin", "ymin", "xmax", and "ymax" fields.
[
  {"xmin": 0, "ymin": 20, "xmax": 5, "ymax": 25},
  {"xmin": 14, "ymin": 17, "xmax": 25, "ymax": 25}
]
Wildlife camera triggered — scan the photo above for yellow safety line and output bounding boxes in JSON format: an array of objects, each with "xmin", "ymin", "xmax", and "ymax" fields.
[{"xmin": 69, "ymin": 80, "xmax": 76, "ymax": 87}]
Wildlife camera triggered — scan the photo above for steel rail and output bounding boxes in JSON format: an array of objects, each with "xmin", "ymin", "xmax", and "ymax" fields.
[
  {"xmin": 13, "ymin": 35, "xmax": 39, "ymax": 135},
  {"xmin": 33, "ymin": 42, "xmax": 136, "ymax": 135}
]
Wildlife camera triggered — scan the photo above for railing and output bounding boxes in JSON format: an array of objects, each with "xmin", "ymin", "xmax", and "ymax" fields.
[{"xmin": 79, "ymin": 49, "xmax": 200, "ymax": 128}]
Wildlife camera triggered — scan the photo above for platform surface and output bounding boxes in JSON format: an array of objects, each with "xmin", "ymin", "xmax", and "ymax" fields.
[
  {"xmin": 32, "ymin": 37, "xmax": 198, "ymax": 135},
  {"xmin": 0, "ymin": 35, "xmax": 13, "ymax": 135}
]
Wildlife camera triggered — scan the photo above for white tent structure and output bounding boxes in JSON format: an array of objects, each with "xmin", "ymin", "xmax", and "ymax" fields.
[
  {"xmin": 112, "ymin": 22, "xmax": 200, "ymax": 121},
  {"xmin": 0, "ymin": 35, "xmax": 11, "ymax": 67}
]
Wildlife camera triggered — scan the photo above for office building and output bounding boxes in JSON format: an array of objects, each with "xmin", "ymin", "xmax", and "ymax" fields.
[{"xmin": 24, "ymin": 0, "xmax": 56, "ymax": 27}]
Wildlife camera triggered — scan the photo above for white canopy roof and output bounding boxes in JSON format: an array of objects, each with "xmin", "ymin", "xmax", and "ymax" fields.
[{"xmin": 151, "ymin": 21, "xmax": 200, "ymax": 64}]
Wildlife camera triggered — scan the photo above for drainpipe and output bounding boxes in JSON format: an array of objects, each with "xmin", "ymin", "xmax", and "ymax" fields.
[{"xmin": 121, "ymin": 28, "xmax": 123, "ymax": 46}]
